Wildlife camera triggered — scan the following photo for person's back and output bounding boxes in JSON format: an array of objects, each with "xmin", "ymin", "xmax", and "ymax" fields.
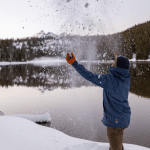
[
  {"xmin": 102, "ymin": 61, "xmax": 131, "ymax": 129},
  {"xmin": 66, "ymin": 53, "xmax": 131, "ymax": 150}
]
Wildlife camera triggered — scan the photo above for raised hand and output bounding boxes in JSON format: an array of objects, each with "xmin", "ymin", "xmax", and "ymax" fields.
[{"xmin": 66, "ymin": 53, "xmax": 76, "ymax": 65}]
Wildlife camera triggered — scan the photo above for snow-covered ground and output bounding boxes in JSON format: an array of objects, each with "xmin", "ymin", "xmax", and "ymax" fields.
[{"xmin": 0, "ymin": 115, "xmax": 150, "ymax": 150}]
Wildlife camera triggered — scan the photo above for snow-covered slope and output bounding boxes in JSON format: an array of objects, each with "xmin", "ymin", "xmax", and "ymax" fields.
[
  {"xmin": 0, "ymin": 116, "xmax": 150, "ymax": 150},
  {"xmin": 32, "ymin": 30, "xmax": 56, "ymax": 38}
]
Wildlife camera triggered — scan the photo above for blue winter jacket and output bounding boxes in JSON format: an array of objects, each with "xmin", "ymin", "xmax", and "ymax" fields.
[{"xmin": 72, "ymin": 61, "xmax": 131, "ymax": 128}]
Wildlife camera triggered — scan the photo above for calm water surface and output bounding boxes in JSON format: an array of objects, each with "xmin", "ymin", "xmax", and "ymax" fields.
[{"xmin": 0, "ymin": 61, "xmax": 150, "ymax": 148}]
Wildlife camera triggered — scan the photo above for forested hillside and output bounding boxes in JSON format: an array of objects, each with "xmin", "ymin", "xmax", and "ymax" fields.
[
  {"xmin": 0, "ymin": 20, "xmax": 150, "ymax": 62},
  {"xmin": 0, "ymin": 36, "xmax": 64, "ymax": 61},
  {"xmin": 121, "ymin": 20, "xmax": 150, "ymax": 59}
]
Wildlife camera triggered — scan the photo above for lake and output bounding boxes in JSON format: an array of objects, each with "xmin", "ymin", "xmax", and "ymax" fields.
[{"xmin": 0, "ymin": 60, "xmax": 150, "ymax": 149}]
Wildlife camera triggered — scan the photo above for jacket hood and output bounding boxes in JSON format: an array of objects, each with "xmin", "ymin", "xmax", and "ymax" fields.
[{"xmin": 108, "ymin": 66, "xmax": 131, "ymax": 79}]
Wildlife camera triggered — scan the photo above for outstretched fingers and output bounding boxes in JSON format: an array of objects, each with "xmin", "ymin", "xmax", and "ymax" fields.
[
  {"xmin": 66, "ymin": 53, "xmax": 69, "ymax": 58},
  {"xmin": 72, "ymin": 53, "xmax": 75, "ymax": 58}
]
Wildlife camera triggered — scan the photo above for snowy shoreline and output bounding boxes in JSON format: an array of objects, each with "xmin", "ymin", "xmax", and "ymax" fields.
[
  {"xmin": 9, "ymin": 112, "xmax": 51, "ymax": 123},
  {"xmin": 0, "ymin": 58, "xmax": 149, "ymax": 66},
  {"xmin": 0, "ymin": 115, "xmax": 150, "ymax": 150}
]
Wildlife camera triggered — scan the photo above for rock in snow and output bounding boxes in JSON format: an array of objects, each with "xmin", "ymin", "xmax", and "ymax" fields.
[{"xmin": 0, "ymin": 116, "xmax": 149, "ymax": 150}]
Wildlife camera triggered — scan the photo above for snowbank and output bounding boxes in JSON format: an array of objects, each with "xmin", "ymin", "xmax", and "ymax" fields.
[
  {"xmin": 9, "ymin": 112, "xmax": 51, "ymax": 123},
  {"xmin": 0, "ymin": 116, "xmax": 149, "ymax": 150}
]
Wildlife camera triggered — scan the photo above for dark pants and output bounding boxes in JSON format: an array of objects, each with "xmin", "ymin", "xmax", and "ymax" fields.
[{"xmin": 107, "ymin": 126, "xmax": 128, "ymax": 150}]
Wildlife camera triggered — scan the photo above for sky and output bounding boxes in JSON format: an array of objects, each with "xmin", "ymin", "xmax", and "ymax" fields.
[{"xmin": 0, "ymin": 0, "xmax": 150, "ymax": 39}]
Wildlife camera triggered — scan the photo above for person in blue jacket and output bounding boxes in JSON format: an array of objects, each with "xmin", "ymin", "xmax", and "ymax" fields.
[{"xmin": 66, "ymin": 53, "xmax": 131, "ymax": 150}]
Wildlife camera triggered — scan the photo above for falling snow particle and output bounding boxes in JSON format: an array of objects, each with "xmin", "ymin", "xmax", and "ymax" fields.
[
  {"xmin": 85, "ymin": 3, "xmax": 89, "ymax": 8},
  {"xmin": 98, "ymin": 75, "xmax": 101, "ymax": 78}
]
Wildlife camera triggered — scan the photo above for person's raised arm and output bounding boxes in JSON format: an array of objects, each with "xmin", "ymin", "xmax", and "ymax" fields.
[{"xmin": 66, "ymin": 53, "xmax": 111, "ymax": 89}]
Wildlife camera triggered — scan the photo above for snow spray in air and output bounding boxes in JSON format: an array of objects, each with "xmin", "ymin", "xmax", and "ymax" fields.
[
  {"xmin": 44, "ymin": 0, "xmax": 123, "ymax": 85},
  {"xmin": 51, "ymin": 0, "xmax": 100, "ymax": 87}
]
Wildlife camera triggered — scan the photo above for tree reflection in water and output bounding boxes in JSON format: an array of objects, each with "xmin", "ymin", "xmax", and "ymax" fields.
[{"xmin": 0, "ymin": 62, "xmax": 150, "ymax": 98}]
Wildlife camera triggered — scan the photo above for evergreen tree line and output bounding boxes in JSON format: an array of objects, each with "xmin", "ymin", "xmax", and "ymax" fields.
[
  {"xmin": 0, "ymin": 36, "xmax": 62, "ymax": 61},
  {"xmin": 0, "ymin": 20, "xmax": 150, "ymax": 61},
  {"xmin": 96, "ymin": 20, "xmax": 150, "ymax": 60},
  {"xmin": 121, "ymin": 20, "xmax": 150, "ymax": 59}
]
